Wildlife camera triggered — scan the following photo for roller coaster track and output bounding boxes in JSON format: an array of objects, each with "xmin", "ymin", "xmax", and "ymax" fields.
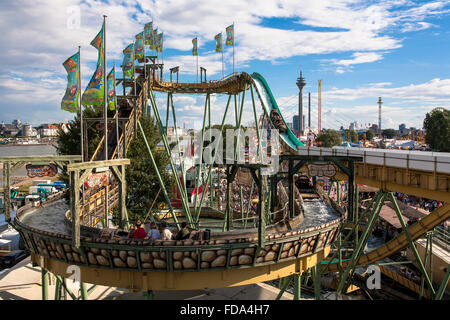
[
  {"xmin": 85, "ymin": 65, "xmax": 448, "ymax": 279},
  {"xmin": 324, "ymin": 203, "xmax": 450, "ymax": 272}
]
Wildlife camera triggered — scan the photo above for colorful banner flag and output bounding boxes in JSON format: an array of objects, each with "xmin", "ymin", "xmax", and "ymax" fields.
[
  {"xmin": 215, "ymin": 33, "xmax": 222, "ymax": 52},
  {"xmin": 122, "ymin": 43, "xmax": 134, "ymax": 78},
  {"xmin": 106, "ymin": 67, "xmax": 116, "ymax": 111},
  {"xmin": 226, "ymin": 24, "xmax": 234, "ymax": 46},
  {"xmin": 82, "ymin": 25, "xmax": 105, "ymax": 106},
  {"xmin": 156, "ymin": 32, "xmax": 163, "ymax": 52},
  {"xmin": 61, "ymin": 52, "xmax": 80, "ymax": 113},
  {"xmin": 192, "ymin": 37, "xmax": 198, "ymax": 56},
  {"xmin": 144, "ymin": 21, "xmax": 153, "ymax": 46},
  {"xmin": 151, "ymin": 28, "xmax": 158, "ymax": 50},
  {"xmin": 135, "ymin": 32, "xmax": 145, "ymax": 60}
]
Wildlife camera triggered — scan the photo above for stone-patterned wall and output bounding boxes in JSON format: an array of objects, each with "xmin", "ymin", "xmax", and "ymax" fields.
[{"xmin": 15, "ymin": 218, "xmax": 341, "ymax": 272}]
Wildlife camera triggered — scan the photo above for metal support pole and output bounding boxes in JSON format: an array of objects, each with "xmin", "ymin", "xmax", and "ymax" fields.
[
  {"xmin": 276, "ymin": 276, "xmax": 292, "ymax": 300},
  {"xmin": 195, "ymin": 95, "xmax": 232, "ymax": 222},
  {"xmin": 240, "ymin": 186, "xmax": 244, "ymax": 227},
  {"xmin": 288, "ymin": 160, "xmax": 294, "ymax": 218},
  {"xmin": 244, "ymin": 181, "xmax": 254, "ymax": 229},
  {"xmin": 435, "ymin": 267, "xmax": 450, "ymax": 300},
  {"xmin": 193, "ymin": 94, "xmax": 210, "ymax": 217},
  {"xmin": 293, "ymin": 274, "xmax": 301, "ymax": 300},
  {"xmin": 41, "ymin": 268, "xmax": 49, "ymax": 300},
  {"xmin": 420, "ymin": 232, "xmax": 430, "ymax": 299},
  {"xmin": 336, "ymin": 191, "xmax": 386, "ymax": 294},
  {"xmin": 80, "ymin": 282, "xmax": 88, "ymax": 300},
  {"xmin": 258, "ymin": 170, "xmax": 267, "ymax": 248},
  {"xmin": 388, "ymin": 192, "xmax": 435, "ymax": 296},
  {"xmin": 355, "ymin": 183, "xmax": 359, "ymax": 244},
  {"xmin": 321, "ymin": 193, "xmax": 379, "ymax": 274},
  {"xmin": 148, "ymin": 93, "xmax": 193, "ymax": 225},
  {"xmin": 348, "ymin": 161, "xmax": 355, "ymax": 221},
  {"xmin": 313, "ymin": 265, "xmax": 321, "ymax": 300},
  {"xmin": 234, "ymin": 88, "xmax": 246, "ymax": 161},
  {"xmin": 250, "ymin": 85, "xmax": 262, "ymax": 162},
  {"xmin": 137, "ymin": 121, "xmax": 180, "ymax": 231}
]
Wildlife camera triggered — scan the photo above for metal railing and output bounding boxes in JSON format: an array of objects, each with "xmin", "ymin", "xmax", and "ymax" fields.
[{"xmin": 298, "ymin": 146, "xmax": 450, "ymax": 174}]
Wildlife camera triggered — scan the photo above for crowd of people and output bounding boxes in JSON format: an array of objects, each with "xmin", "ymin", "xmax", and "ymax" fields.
[
  {"xmin": 215, "ymin": 178, "xmax": 259, "ymax": 216},
  {"xmin": 393, "ymin": 192, "xmax": 444, "ymax": 213},
  {"xmin": 126, "ymin": 221, "xmax": 191, "ymax": 241}
]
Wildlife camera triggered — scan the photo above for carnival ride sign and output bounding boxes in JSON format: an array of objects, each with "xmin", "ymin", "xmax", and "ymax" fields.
[
  {"xmin": 26, "ymin": 164, "xmax": 58, "ymax": 178},
  {"xmin": 307, "ymin": 162, "xmax": 337, "ymax": 178},
  {"xmin": 86, "ymin": 172, "xmax": 109, "ymax": 188}
]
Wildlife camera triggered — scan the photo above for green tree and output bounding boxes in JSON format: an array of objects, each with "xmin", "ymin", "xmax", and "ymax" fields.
[
  {"xmin": 366, "ymin": 129, "xmax": 375, "ymax": 141},
  {"xmin": 316, "ymin": 129, "xmax": 342, "ymax": 147},
  {"xmin": 349, "ymin": 130, "xmax": 358, "ymax": 143},
  {"xmin": 382, "ymin": 129, "xmax": 397, "ymax": 139},
  {"xmin": 423, "ymin": 108, "xmax": 450, "ymax": 152},
  {"xmin": 56, "ymin": 107, "xmax": 103, "ymax": 182},
  {"xmin": 56, "ymin": 107, "xmax": 103, "ymax": 159},
  {"xmin": 126, "ymin": 116, "xmax": 173, "ymax": 220}
]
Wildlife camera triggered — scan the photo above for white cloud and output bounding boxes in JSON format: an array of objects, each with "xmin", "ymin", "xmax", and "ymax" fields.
[
  {"xmin": 1, "ymin": 0, "xmax": 449, "ymax": 125},
  {"xmin": 333, "ymin": 52, "xmax": 384, "ymax": 67}
]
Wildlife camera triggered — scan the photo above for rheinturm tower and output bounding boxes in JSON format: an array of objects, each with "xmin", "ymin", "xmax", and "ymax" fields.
[{"xmin": 296, "ymin": 67, "xmax": 306, "ymax": 136}]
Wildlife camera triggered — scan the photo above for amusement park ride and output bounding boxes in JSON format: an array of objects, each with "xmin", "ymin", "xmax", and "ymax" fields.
[{"xmin": 1, "ymin": 27, "xmax": 450, "ymax": 301}]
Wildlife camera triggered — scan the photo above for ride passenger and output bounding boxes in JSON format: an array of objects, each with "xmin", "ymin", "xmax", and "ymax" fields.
[
  {"xmin": 132, "ymin": 220, "xmax": 147, "ymax": 239},
  {"xmin": 147, "ymin": 221, "xmax": 161, "ymax": 240},
  {"xmin": 159, "ymin": 222, "xmax": 173, "ymax": 240},
  {"xmin": 175, "ymin": 222, "xmax": 191, "ymax": 240}
]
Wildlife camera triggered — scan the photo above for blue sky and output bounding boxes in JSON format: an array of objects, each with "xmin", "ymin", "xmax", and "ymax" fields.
[{"xmin": 1, "ymin": 0, "xmax": 450, "ymax": 131}]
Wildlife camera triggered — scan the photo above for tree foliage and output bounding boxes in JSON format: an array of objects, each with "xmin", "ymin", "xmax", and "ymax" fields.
[
  {"xmin": 366, "ymin": 129, "xmax": 375, "ymax": 141},
  {"xmin": 56, "ymin": 107, "xmax": 103, "ymax": 182},
  {"xmin": 349, "ymin": 130, "xmax": 358, "ymax": 143},
  {"xmin": 382, "ymin": 129, "xmax": 397, "ymax": 139},
  {"xmin": 316, "ymin": 129, "xmax": 342, "ymax": 147},
  {"xmin": 423, "ymin": 108, "xmax": 450, "ymax": 152},
  {"xmin": 125, "ymin": 116, "xmax": 173, "ymax": 220}
]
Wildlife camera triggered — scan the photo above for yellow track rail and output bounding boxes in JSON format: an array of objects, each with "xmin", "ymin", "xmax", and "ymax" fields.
[{"xmin": 326, "ymin": 203, "xmax": 450, "ymax": 272}]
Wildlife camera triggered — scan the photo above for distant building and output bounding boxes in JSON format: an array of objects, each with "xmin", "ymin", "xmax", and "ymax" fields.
[
  {"xmin": 293, "ymin": 115, "xmax": 299, "ymax": 134},
  {"xmin": 58, "ymin": 123, "xmax": 70, "ymax": 134},
  {"xmin": 286, "ymin": 122, "xmax": 293, "ymax": 131},
  {"xmin": 398, "ymin": 123, "xmax": 410, "ymax": 135},
  {"xmin": 349, "ymin": 121, "xmax": 361, "ymax": 131},
  {"xmin": 369, "ymin": 123, "xmax": 379, "ymax": 133},
  {"xmin": 37, "ymin": 124, "xmax": 59, "ymax": 137},
  {"xmin": 0, "ymin": 120, "xmax": 23, "ymax": 137},
  {"xmin": 20, "ymin": 123, "xmax": 38, "ymax": 137}
]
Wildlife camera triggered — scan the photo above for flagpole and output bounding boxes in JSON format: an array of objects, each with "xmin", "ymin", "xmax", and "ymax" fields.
[
  {"xmin": 78, "ymin": 46, "xmax": 84, "ymax": 162},
  {"xmin": 114, "ymin": 63, "xmax": 119, "ymax": 158},
  {"xmin": 133, "ymin": 41, "xmax": 136, "ymax": 94},
  {"xmin": 196, "ymin": 37, "xmax": 198, "ymax": 82},
  {"xmin": 232, "ymin": 22, "xmax": 235, "ymax": 75},
  {"xmin": 221, "ymin": 46, "xmax": 224, "ymax": 79},
  {"xmin": 103, "ymin": 15, "xmax": 108, "ymax": 161}
]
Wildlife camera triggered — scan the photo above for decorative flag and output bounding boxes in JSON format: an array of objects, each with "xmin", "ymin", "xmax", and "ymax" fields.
[
  {"xmin": 214, "ymin": 33, "xmax": 222, "ymax": 52},
  {"xmin": 151, "ymin": 28, "xmax": 158, "ymax": 50},
  {"xmin": 82, "ymin": 25, "xmax": 105, "ymax": 106},
  {"xmin": 144, "ymin": 22, "xmax": 153, "ymax": 46},
  {"xmin": 226, "ymin": 24, "xmax": 234, "ymax": 46},
  {"xmin": 61, "ymin": 52, "xmax": 80, "ymax": 113},
  {"xmin": 192, "ymin": 37, "xmax": 198, "ymax": 56},
  {"xmin": 135, "ymin": 32, "xmax": 145, "ymax": 60},
  {"xmin": 106, "ymin": 67, "xmax": 116, "ymax": 111},
  {"xmin": 122, "ymin": 43, "xmax": 134, "ymax": 78},
  {"xmin": 156, "ymin": 32, "xmax": 163, "ymax": 52}
]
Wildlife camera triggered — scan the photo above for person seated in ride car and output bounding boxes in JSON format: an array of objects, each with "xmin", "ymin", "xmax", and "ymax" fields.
[
  {"xmin": 147, "ymin": 221, "xmax": 161, "ymax": 240},
  {"xmin": 175, "ymin": 222, "xmax": 191, "ymax": 240},
  {"xmin": 132, "ymin": 220, "xmax": 147, "ymax": 239}
]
